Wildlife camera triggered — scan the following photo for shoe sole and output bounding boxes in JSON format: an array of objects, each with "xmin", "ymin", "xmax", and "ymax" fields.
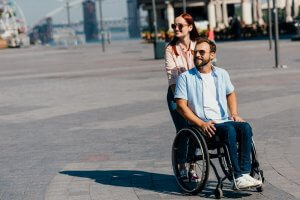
[{"xmin": 235, "ymin": 183, "xmax": 263, "ymax": 190}]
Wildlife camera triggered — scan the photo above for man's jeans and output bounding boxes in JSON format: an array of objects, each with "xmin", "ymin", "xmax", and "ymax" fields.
[
  {"xmin": 215, "ymin": 121, "xmax": 253, "ymax": 178},
  {"xmin": 167, "ymin": 87, "xmax": 189, "ymax": 164}
]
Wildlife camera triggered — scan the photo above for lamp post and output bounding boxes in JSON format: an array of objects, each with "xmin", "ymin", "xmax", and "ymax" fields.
[
  {"xmin": 66, "ymin": 1, "xmax": 71, "ymax": 27},
  {"xmin": 97, "ymin": 0, "xmax": 105, "ymax": 52},
  {"xmin": 267, "ymin": 0, "xmax": 272, "ymax": 50},
  {"xmin": 183, "ymin": 0, "xmax": 186, "ymax": 13},
  {"xmin": 152, "ymin": 0, "xmax": 158, "ymax": 44},
  {"xmin": 272, "ymin": 0, "xmax": 287, "ymax": 68},
  {"xmin": 152, "ymin": 0, "xmax": 165, "ymax": 59},
  {"xmin": 57, "ymin": 0, "xmax": 71, "ymax": 27}
]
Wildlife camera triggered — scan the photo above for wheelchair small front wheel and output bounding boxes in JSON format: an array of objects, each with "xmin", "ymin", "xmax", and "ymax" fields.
[
  {"xmin": 215, "ymin": 187, "xmax": 223, "ymax": 199},
  {"xmin": 172, "ymin": 127, "xmax": 210, "ymax": 195},
  {"xmin": 256, "ymin": 185, "xmax": 263, "ymax": 192}
]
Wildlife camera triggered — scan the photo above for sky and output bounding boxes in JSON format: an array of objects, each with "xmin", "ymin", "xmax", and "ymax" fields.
[{"xmin": 14, "ymin": 0, "xmax": 128, "ymax": 27}]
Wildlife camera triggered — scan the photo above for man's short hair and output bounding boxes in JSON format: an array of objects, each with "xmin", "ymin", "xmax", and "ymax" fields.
[{"xmin": 195, "ymin": 37, "xmax": 216, "ymax": 53}]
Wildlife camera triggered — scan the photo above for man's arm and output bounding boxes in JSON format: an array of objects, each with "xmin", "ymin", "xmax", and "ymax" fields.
[
  {"xmin": 227, "ymin": 92, "xmax": 245, "ymax": 122},
  {"xmin": 176, "ymin": 98, "xmax": 216, "ymax": 137}
]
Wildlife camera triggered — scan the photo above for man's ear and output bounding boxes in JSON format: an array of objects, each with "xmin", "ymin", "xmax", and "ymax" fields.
[{"xmin": 210, "ymin": 52, "xmax": 216, "ymax": 60}]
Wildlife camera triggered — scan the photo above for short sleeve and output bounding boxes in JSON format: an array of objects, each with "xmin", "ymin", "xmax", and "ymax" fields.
[
  {"xmin": 224, "ymin": 70, "xmax": 234, "ymax": 95},
  {"xmin": 174, "ymin": 74, "xmax": 188, "ymax": 100},
  {"xmin": 165, "ymin": 45, "xmax": 178, "ymax": 85}
]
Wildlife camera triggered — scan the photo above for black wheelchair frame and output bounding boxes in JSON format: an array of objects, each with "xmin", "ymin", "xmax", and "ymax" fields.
[{"xmin": 172, "ymin": 126, "xmax": 265, "ymax": 199}]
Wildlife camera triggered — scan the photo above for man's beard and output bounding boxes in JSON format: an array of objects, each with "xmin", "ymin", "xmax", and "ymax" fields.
[{"xmin": 194, "ymin": 57, "xmax": 210, "ymax": 69}]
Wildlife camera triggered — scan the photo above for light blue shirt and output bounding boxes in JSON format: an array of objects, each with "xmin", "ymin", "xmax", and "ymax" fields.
[{"xmin": 174, "ymin": 67, "xmax": 234, "ymax": 122}]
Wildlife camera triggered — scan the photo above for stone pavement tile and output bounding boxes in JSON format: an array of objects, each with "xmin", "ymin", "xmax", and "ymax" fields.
[
  {"xmin": 71, "ymin": 176, "xmax": 92, "ymax": 182},
  {"xmin": 137, "ymin": 194, "xmax": 162, "ymax": 200},
  {"xmin": 154, "ymin": 161, "xmax": 171, "ymax": 168},
  {"xmin": 68, "ymin": 180, "xmax": 90, "ymax": 195},
  {"xmin": 49, "ymin": 174, "xmax": 73, "ymax": 183},
  {"xmin": 133, "ymin": 188, "xmax": 157, "ymax": 195},
  {"xmin": 0, "ymin": 192, "xmax": 24, "ymax": 200},
  {"xmin": 68, "ymin": 195, "xmax": 90, "ymax": 200},
  {"xmin": 45, "ymin": 195, "xmax": 68, "ymax": 200},
  {"xmin": 158, "ymin": 193, "xmax": 187, "ymax": 200},
  {"xmin": 45, "ymin": 184, "xmax": 70, "ymax": 195},
  {"xmin": 63, "ymin": 163, "xmax": 100, "ymax": 171},
  {"xmin": 277, "ymin": 184, "xmax": 300, "ymax": 196},
  {"xmin": 90, "ymin": 183, "xmax": 139, "ymax": 200},
  {"xmin": 260, "ymin": 182, "xmax": 296, "ymax": 200},
  {"xmin": 97, "ymin": 161, "xmax": 138, "ymax": 169},
  {"xmin": 136, "ymin": 160, "xmax": 155, "ymax": 168},
  {"xmin": 289, "ymin": 192, "xmax": 300, "ymax": 199}
]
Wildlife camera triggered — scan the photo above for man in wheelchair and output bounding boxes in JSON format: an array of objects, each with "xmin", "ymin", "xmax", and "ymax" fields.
[{"xmin": 174, "ymin": 38, "xmax": 262, "ymax": 189}]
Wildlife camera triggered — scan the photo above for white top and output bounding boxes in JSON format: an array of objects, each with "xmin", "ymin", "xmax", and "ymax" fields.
[{"xmin": 201, "ymin": 72, "xmax": 225, "ymax": 123}]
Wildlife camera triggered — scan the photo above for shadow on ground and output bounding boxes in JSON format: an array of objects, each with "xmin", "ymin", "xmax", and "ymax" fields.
[{"xmin": 60, "ymin": 170, "xmax": 253, "ymax": 199}]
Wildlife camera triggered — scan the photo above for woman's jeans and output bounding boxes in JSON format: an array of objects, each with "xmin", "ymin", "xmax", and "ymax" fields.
[
  {"xmin": 167, "ymin": 86, "xmax": 188, "ymax": 132},
  {"xmin": 167, "ymin": 86, "xmax": 189, "ymax": 164},
  {"xmin": 215, "ymin": 121, "xmax": 253, "ymax": 178}
]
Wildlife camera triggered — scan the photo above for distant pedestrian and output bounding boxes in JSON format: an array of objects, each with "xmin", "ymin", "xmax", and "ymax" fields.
[
  {"xmin": 206, "ymin": 24, "xmax": 215, "ymax": 41},
  {"xmin": 231, "ymin": 17, "xmax": 241, "ymax": 40},
  {"xmin": 206, "ymin": 24, "xmax": 217, "ymax": 65},
  {"xmin": 107, "ymin": 31, "xmax": 111, "ymax": 44}
]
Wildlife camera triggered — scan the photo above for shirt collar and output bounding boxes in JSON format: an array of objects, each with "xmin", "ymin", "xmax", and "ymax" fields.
[{"xmin": 194, "ymin": 65, "xmax": 218, "ymax": 79}]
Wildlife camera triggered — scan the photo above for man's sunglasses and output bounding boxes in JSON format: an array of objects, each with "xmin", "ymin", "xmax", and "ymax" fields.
[
  {"xmin": 171, "ymin": 23, "xmax": 189, "ymax": 31},
  {"xmin": 192, "ymin": 50, "xmax": 209, "ymax": 56}
]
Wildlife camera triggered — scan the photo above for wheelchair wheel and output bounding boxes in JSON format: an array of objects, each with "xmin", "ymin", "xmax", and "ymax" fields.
[
  {"xmin": 250, "ymin": 139, "xmax": 265, "ymax": 185},
  {"xmin": 172, "ymin": 127, "xmax": 210, "ymax": 195}
]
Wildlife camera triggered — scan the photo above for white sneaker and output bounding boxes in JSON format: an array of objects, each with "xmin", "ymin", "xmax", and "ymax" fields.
[
  {"xmin": 242, "ymin": 174, "xmax": 262, "ymax": 187},
  {"xmin": 235, "ymin": 176, "xmax": 255, "ymax": 189}
]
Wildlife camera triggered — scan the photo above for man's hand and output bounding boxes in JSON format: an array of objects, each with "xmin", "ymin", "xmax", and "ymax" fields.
[
  {"xmin": 199, "ymin": 121, "xmax": 216, "ymax": 138},
  {"xmin": 230, "ymin": 114, "xmax": 245, "ymax": 122}
]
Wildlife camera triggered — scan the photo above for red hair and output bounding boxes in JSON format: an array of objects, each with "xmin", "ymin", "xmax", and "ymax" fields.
[{"xmin": 169, "ymin": 13, "xmax": 200, "ymax": 46}]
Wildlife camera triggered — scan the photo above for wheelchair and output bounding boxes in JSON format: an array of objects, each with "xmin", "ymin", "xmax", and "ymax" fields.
[{"xmin": 172, "ymin": 126, "xmax": 265, "ymax": 199}]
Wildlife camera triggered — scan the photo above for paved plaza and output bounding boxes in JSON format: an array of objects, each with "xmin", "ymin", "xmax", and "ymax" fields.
[{"xmin": 0, "ymin": 39, "xmax": 299, "ymax": 200}]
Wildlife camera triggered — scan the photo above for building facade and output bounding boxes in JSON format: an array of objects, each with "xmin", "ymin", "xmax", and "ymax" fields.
[
  {"xmin": 127, "ymin": 0, "xmax": 141, "ymax": 38},
  {"xmin": 137, "ymin": 0, "xmax": 299, "ymax": 32},
  {"xmin": 82, "ymin": 0, "xmax": 99, "ymax": 42}
]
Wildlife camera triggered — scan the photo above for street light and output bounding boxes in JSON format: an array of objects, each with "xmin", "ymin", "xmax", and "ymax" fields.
[
  {"xmin": 267, "ymin": 0, "xmax": 272, "ymax": 50},
  {"xmin": 152, "ymin": 0, "xmax": 158, "ymax": 44},
  {"xmin": 57, "ymin": 0, "xmax": 71, "ymax": 27},
  {"xmin": 97, "ymin": 0, "xmax": 105, "ymax": 52},
  {"xmin": 273, "ymin": 0, "xmax": 280, "ymax": 68},
  {"xmin": 272, "ymin": 0, "xmax": 287, "ymax": 68},
  {"xmin": 66, "ymin": 1, "xmax": 71, "ymax": 27},
  {"xmin": 183, "ymin": 0, "xmax": 186, "ymax": 13}
]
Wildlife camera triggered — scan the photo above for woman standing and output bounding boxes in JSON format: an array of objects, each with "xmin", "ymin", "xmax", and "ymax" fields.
[
  {"xmin": 165, "ymin": 13, "xmax": 200, "ymax": 132},
  {"xmin": 165, "ymin": 13, "xmax": 200, "ymax": 181}
]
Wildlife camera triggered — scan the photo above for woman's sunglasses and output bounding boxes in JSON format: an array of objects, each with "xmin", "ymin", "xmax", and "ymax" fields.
[{"xmin": 171, "ymin": 23, "xmax": 189, "ymax": 31}]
